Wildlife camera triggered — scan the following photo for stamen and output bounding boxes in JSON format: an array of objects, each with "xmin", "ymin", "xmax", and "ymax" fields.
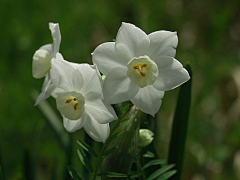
[
  {"xmin": 74, "ymin": 98, "xmax": 77, "ymax": 101},
  {"xmin": 65, "ymin": 99, "xmax": 73, "ymax": 103},
  {"xmin": 74, "ymin": 103, "xmax": 79, "ymax": 110},
  {"xmin": 140, "ymin": 72, "xmax": 146, "ymax": 76},
  {"xmin": 134, "ymin": 65, "xmax": 139, "ymax": 69},
  {"xmin": 142, "ymin": 64, "xmax": 147, "ymax": 67}
]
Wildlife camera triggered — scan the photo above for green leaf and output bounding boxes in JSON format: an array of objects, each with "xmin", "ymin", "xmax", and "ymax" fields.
[
  {"xmin": 77, "ymin": 149, "xmax": 93, "ymax": 173},
  {"xmin": 147, "ymin": 164, "xmax": 175, "ymax": 180},
  {"xmin": 143, "ymin": 151, "xmax": 155, "ymax": 158},
  {"xmin": 129, "ymin": 171, "xmax": 142, "ymax": 179},
  {"xmin": 97, "ymin": 172, "xmax": 128, "ymax": 178},
  {"xmin": 156, "ymin": 170, "xmax": 177, "ymax": 180},
  {"xmin": 67, "ymin": 165, "xmax": 83, "ymax": 180},
  {"xmin": 119, "ymin": 103, "xmax": 130, "ymax": 116},
  {"xmin": 142, "ymin": 159, "xmax": 166, "ymax": 170},
  {"xmin": 111, "ymin": 118, "xmax": 130, "ymax": 132},
  {"xmin": 167, "ymin": 62, "xmax": 192, "ymax": 180},
  {"xmin": 105, "ymin": 131, "xmax": 124, "ymax": 144},
  {"xmin": 77, "ymin": 140, "xmax": 98, "ymax": 158},
  {"xmin": 102, "ymin": 146, "xmax": 118, "ymax": 158}
]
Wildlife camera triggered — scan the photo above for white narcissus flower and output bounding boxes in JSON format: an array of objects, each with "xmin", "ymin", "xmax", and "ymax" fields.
[
  {"xmin": 33, "ymin": 23, "xmax": 64, "ymax": 105},
  {"xmin": 32, "ymin": 22, "xmax": 62, "ymax": 79},
  {"xmin": 50, "ymin": 58, "xmax": 118, "ymax": 143},
  {"xmin": 92, "ymin": 22, "xmax": 190, "ymax": 116}
]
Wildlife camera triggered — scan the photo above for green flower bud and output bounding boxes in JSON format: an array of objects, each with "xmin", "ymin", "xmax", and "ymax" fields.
[{"xmin": 138, "ymin": 129, "xmax": 154, "ymax": 148}]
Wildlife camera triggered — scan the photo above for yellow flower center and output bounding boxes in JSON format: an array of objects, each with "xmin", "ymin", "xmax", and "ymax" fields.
[
  {"xmin": 56, "ymin": 91, "xmax": 85, "ymax": 120},
  {"xmin": 127, "ymin": 56, "xmax": 158, "ymax": 88}
]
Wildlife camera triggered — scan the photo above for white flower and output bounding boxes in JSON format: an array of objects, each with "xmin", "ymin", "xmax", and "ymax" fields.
[
  {"xmin": 50, "ymin": 58, "xmax": 118, "ymax": 143},
  {"xmin": 92, "ymin": 22, "xmax": 190, "ymax": 116},
  {"xmin": 32, "ymin": 22, "xmax": 62, "ymax": 79},
  {"xmin": 33, "ymin": 23, "xmax": 64, "ymax": 105}
]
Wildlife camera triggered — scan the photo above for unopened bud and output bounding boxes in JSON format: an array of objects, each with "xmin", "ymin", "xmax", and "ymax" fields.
[{"xmin": 138, "ymin": 129, "xmax": 154, "ymax": 148}]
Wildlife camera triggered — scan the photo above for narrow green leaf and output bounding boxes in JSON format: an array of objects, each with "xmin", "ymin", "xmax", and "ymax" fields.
[
  {"xmin": 142, "ymin": 159, "xmax": 166, "ymax": 170},
  {"xmin": 167, "ymin": 62, "xmax": 192, "ymax": 180},
  {"xmin": 111, "ymin": 118, "xmax": 130, "ymax": 132},
  {"xmin": 105, "ymin": 131, "xmax": 125, "ymax": 144},
  {"xmin": 129, "ymin": 171, "xmax": 142, "ymax": 179},
  {"xmin": 77, "ymin": 149, "xmax": 93, "ymax": 173},
  {"xmin": 147, "ymin": 164, "xmax": 175, "ymax": 180},
  {"xmin": 67, "ymin": 165, "xmax": 83, "ymax": 180},
  {"xmin": 156, "ymin": 170, "xmax": 177, "ymax": 180},
  {"xmin": 119, "ymin": 103, "xmax": 130, "ymax": 116},
  {"xmin": 77, "ymin": 140, "xmax": 98, "ymax": 158},
  {"xmin": 143, "ymin": 151, "xmax": 155, "ymax": 158},
  {"xmin": 102, "ymin": 146, "xmax": 118, "ymax": 158},
  {"xmin": 97, "ymin": 172, "xmax": 128, "ymax": 177}
]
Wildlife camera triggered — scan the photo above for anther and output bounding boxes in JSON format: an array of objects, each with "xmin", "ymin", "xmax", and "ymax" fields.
[
  {"xmin": 140, "ymin": 72, "xmax": 146, "ymax": 76},
  {"xmin": 65, "ymin": 99, "xmax": 73, "ymax": 103},
  {"xmin": 74, "ymin": 103, "xmax": 79, "ymax": 110}
]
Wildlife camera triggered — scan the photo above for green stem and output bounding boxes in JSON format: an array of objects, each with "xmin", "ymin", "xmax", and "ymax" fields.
[
  {"xmin": 92, "ymin": 143, "xmax": 107, "ymax": 180},
  {"xmin": 136, "ymin": 151, "xmax": 146, "ymax": 180}
]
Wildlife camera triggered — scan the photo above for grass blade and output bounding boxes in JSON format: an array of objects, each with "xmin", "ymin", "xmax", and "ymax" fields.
[
  {"xmin": 143, "ymin": 151, "xmax": 155, "ymax": 158},
  {"xmin": 167, "ymin": 62, "xmax": 192, "ymax": 180},
  {"xmin": 105, "ymin": 131, "xmax": 124, "ymax": 144},
  {"xmin": 156, "ymin": 170, "xmax": 177, "ymax": 180},
  {"xmin": 77, "ymin": 149, "xmax": 93, "ymax": 173},
  {"xmin": 102, "ymin": 146, "xmax": 118, "ymax": 158},
  {"xmin": 67, "ymin": 165, "xmax": 83, "ymax": 180},
  {"xmin": 142, "ymin": 159, "xmax": 166, "ymax": 170},
  {"xmin": 111, "ymin": 118, "xmax": 130, "ymax": 132},
  {"xmin": 97, "ymin": 172, "xmax": 128, "ymax": 178},
  {"xmin": 77, "ymin": 140, "xmax": 98, "ymax": 158},
  {"xmin": 147, "ymin": 164, "xmax": 175, "ymax": 180}
]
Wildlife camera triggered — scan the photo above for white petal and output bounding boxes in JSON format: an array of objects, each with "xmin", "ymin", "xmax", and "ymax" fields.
[
  {"xmin": 34, "ymin": 74, "xmax": 52, "ymax": 106},
  {"xmin": 56, "ymin": 52, "xmax": 64, "ymax": 60},
  {"xmin": 76, "ymin": 64, "xmax": 103, "ymax": 98},
  {"xmin": 50, "ymin": 58, "xmax": 84, "ymax": 92},
  {"xmin": 32, "ymin": 49, "xmax": 51, "ymax": 78},
  {"xmin": 85, "ymin": 92, "xmax": 117, "ymax": 124},
  {"xmin": 92, "ymin": 42, "xmax": 127, "ymax": 75},
  {"xmin": 63, "ymin": 115, "xmax": 86, "ymax": 133},
  {"xmin": 49, "ymin": 22, "xmax": 61, "ymax": 57},
  {"xmin": 83, "ymin": 113, "xmax": 110, "ymax": 143},
  {"xmin": 115, "ymin": 22, "xmax": 150, "ymax": 62},
  {"xmin": 40, "ymin": 44, "xmax": 53, "ymax": 55},
  {"xmin": 130, "ymin": 86, "xmax": 164, "ymax": 116},
  {"xmin": 50, "ymin": 87, "xmax": 65, "ymax": 99},
  {"xmin": 103, "ymin": 67, "xmax": 139, "ymax": 104},
  {"xmin": 153, "ymin": 56, "xmax": 190, "ymax": 91},
  {"xmin": 148, "ymin": 31, "xmax": 178, "ymax": 59}
]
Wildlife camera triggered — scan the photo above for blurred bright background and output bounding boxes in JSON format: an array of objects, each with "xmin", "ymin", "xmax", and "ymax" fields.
[{"xmin": 0, "ymin": 0, "xmax": 240, "ymax": 179}]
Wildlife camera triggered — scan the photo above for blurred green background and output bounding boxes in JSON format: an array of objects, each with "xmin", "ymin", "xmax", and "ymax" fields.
[{"xmin": 0, "ymin": 0, "xmax": 240, "ymax": 179}]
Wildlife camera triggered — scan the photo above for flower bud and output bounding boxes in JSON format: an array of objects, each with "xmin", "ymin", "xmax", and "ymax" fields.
[{"xmin": 138, "ymin": 129, "xmax": 154, "ymax": 148}]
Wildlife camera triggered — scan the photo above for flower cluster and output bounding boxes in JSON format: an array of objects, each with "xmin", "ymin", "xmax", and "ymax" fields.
[{"xmin": 33, "ymin": 22, "xmax": 190, "ymax": 142}]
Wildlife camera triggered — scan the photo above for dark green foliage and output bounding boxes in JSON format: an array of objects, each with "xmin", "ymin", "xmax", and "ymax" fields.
[
  {"xmin": 77, "ymin": 140, "xmax": 98, "ymax": 158},
  {"xmin": 167, "ymin": 63, "xmax": 192, "ymax": 180},
  {"xmin": 77, "ymin": 149, "xmax": 93, "ymax": 173},
  {"xmin": 97, "ymin": 172, "xmax": 128, "ymax": 178},
  {"xmin": 147, "ymin": 164, "xmax": 176, "ymax": 180},
  {"xmin": 67, "ymin": 166, "xmax": 83, "ymax": 180}
]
